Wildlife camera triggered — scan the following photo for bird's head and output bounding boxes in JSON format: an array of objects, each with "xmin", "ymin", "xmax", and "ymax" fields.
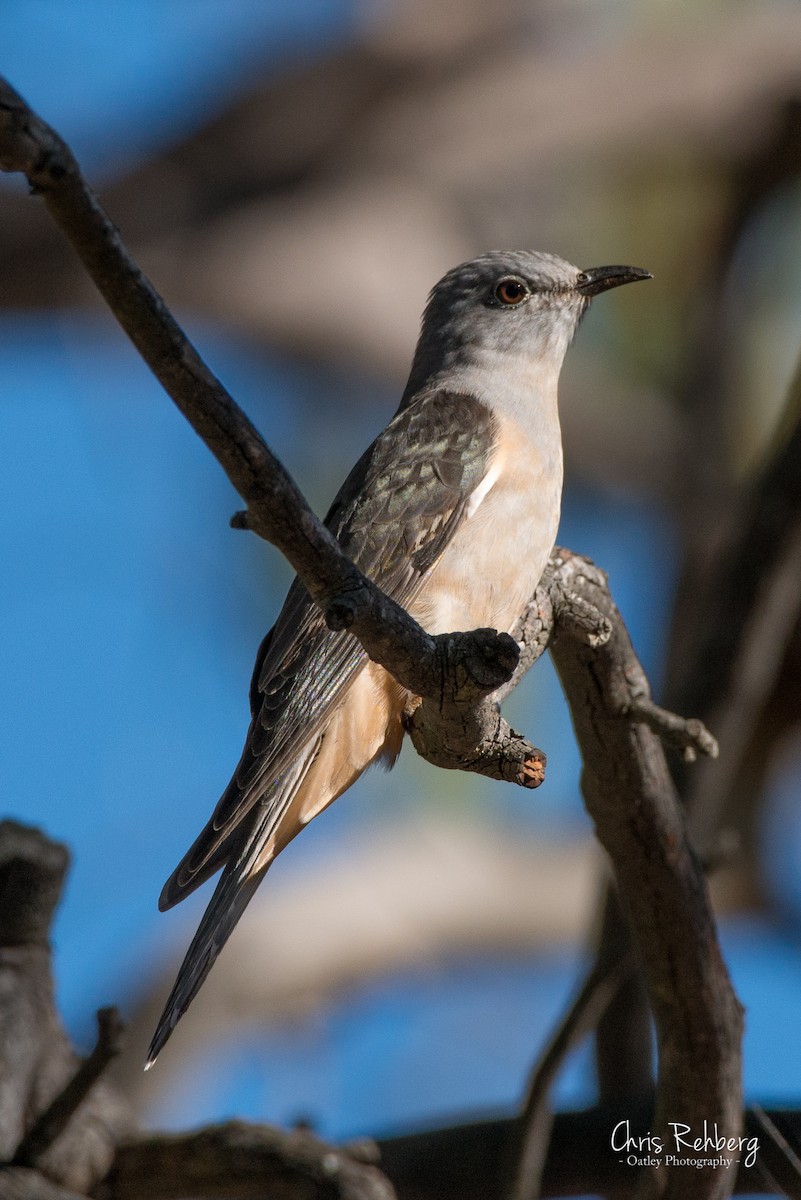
[{"xmin": 404, "ymin": 250, "xmax": 651, "ymax": 403}]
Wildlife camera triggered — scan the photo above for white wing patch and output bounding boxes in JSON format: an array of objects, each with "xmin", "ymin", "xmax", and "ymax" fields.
[{"xmin": 466, "ymin": 458, "xmax": 503, "ymax": 519}]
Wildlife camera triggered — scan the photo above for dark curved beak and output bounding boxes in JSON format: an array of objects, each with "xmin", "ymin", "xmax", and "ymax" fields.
[{"xmin": 575, "ymin": 265, "xmax": 653, "ymax": 296}]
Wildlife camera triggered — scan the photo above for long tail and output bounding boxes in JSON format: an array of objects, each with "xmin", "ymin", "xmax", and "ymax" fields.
[
  {"xmin": 146, "ymin": 740, "xmax": 322, "ymax": 1068},
  {"xmin": 145, "ymin": 847, "xmax": 267, "ymax": 1069}
]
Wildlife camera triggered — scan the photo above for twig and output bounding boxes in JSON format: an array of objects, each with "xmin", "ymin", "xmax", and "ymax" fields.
[
  {"xmin": 506, "ymin": 951, "xmax": 634, "ymax": 1200},
  {"xmin": 592, "ymin": 891, "xmax": 655, "ymax": 1106},
  {"xmin": 750, "ymin": 1105, "xmax": 801, "ymax": 1200},
  {"xmin": 685, "ymin": 517, "xmax": 801, "ymax": 848},
  {"xmin": 625, "ymin": 696, "xmax": 719, "ymax": 762},
  {"xmin": 13, "ymin": 1007, "xmax": 124, "ymax": 1170}
]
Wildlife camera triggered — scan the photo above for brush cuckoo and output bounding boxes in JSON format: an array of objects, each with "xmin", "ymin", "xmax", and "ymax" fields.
[{"xmin": 146, "ymin": 249, "xmax": 651, "ymax": 1066}]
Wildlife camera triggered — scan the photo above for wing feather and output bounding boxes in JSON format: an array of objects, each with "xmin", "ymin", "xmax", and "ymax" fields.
[{"xmin": 160, "ymin": 390, "xmax": 496, "ymax": 908}]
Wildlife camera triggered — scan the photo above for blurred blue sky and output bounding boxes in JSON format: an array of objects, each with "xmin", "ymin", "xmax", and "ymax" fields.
[
  {"xmin": 2, "ymin": 0, "xmax": 353, "ymax": 177},
  {"xmin": 2, "ymin": 0, "xmax": 798, "ymax": 1158},
  {"xmin": 143, "ymin": 920, "xmax": 801, "ymax": 1138}
]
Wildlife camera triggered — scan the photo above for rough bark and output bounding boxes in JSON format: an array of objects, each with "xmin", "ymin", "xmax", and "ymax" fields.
[
  {"xmin": 0, "ymin": 823, "xmax": 132, "ymax": 1196},
  {"xmin": 545, "ymin": 553, "xmax": 743, "ymax": 1200},
  {"xmin": 103, "ymin": 1124, "xmax": 395, "ymax": 1200}
]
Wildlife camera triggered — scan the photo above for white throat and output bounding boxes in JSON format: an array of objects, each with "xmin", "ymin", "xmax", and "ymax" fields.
[{"xmin": 417, "ymin": 342, "xmax": 565, "ymax": 430}]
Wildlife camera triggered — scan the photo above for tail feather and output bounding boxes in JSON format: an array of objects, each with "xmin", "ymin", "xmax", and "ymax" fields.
[
  {"xmin": 147, "ymin": 745, "xmax": 321, "ymax": 1067},
  {"xmin": 145, "ymin": 856, "xmax": 266, "ymax": 1068},
  {"xmin": 157, "ymin": 823, "xmax": 239, "ymax": 912}
]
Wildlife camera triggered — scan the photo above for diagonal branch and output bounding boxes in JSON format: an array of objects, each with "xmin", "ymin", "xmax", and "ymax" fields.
[
  {"xmin": 506, "ymin": 950, "xmax": 635, "ymax": 1200},
  {"xmin": 13, "ymin": 1008, "xmax": 125, "ymax": 1171},
  {"xmin": 0, "ymin": 74, "xmax": 538, "ymax": 789}
]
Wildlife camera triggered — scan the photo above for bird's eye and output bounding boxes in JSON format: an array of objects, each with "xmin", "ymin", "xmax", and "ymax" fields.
[{"xmin": 494, "ymin": 278, "xmax": 529, "ymax": 306}]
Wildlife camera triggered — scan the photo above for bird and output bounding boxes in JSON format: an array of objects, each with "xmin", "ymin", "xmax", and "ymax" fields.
[{"xmin": 146, "ymin": 250, "xmax": 651, "ymax": 1067}]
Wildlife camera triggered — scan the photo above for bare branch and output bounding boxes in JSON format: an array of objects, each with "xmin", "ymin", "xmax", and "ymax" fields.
[
  {"xmin": 104, "ymin": 1121, "xmax": 397, "ymax": 1200},
  {"xmin": 0, "ymin": 1168, "xmax": 89, "ymax": 1200},
  {"xmin": 750, "ymin": 1105, "xmax": 801, "ymax": 1199},
  {"xmin": 0, "ymin": 820, "xmax": 398, "ymax": 1200},
  {"xmin": 0, "ymin": 824, "xmax": 133, "ymax": 1196},
  {"xmin": 13, "ymin": 1008, "xmax": 125, "ymax": 1170},
  {"xmin": 506, "ymin": 952, "xmax": 634, "ymax": 1200},
  {"xmin": 624, "ymin": 697, "xmax": 719, "ymax": 763},
  {"xmin": 0, "ymin": 819, "xmax": 69, "ymax": 946},
  {"xmin": 593, "ymin": 890, "xmax": 654, "ymax": 1106},
  {"xmin": 0, "ymin": 77, "xmax": 379, "ymax": 611},
  {"xmin": 377, "ymin": 1105, "xmax": 801, "ymax": 1199},
  {"xmin": 546, "ymin": 549, "xmax": 742, "ymax": 1200}
]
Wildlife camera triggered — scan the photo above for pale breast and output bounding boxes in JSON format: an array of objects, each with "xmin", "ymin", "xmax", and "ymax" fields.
[{"xmin": 410, "ymin": 413, "xmax": 563, "ymax": 637}]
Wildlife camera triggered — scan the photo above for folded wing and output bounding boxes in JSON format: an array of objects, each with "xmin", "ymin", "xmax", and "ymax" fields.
[{"xmin": 159, "ymin": 390, "xmax": 497, "ymax": 908}]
